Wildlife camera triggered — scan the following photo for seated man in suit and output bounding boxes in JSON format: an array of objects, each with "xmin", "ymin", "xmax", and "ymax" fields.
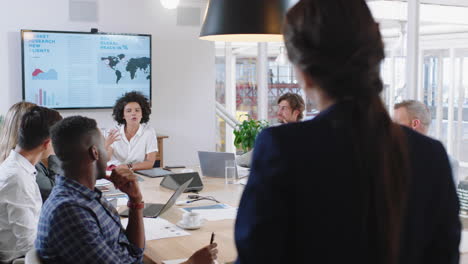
[
  {"xmin": 393, "ymin": 100, "xmax": 459, "ymax": 185},
  {"xmin": 237, "ymin": 93, "xmax": 305, "ymax": 168},
  {"xmin": 35, "ymin": 116, "xmax": 217, "ymax": 264},
  {"xmin": 0, "ymin": 106, "xmax": 62, "ymax": 263}
]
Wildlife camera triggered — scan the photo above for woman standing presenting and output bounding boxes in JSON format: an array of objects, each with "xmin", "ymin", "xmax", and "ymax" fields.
[
  {"xmin": 234, "ymin": 0, "xmax": 460, "ymax": 263},
  {"xmin": 106, "ymin": 91, "xmax": 158, "ymax": 171}
]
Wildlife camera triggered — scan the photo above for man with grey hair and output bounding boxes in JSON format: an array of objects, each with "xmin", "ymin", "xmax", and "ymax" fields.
[
  {"xmin": 394, "ymin": 100, "xmax": 459, "ymax": 185},
  {"xmin": 393, "ymin": 100, "xmax": 432, "ymax": 135}
]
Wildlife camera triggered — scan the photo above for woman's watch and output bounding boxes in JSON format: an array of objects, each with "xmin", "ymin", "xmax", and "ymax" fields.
[{"xmin": 127, "ymin": 162, "xmax": 133, "ymax": 170}]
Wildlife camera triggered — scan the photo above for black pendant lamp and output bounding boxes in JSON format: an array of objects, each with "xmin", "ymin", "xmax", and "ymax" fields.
[{"xmin": 200, "ymin": 0, "xmax": 299, "ymax": 42}]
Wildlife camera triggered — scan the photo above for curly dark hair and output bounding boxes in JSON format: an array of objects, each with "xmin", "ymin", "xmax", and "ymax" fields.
[{"xmin": 112, "ymin": 91, "xmax": 151, "ymax": 125}]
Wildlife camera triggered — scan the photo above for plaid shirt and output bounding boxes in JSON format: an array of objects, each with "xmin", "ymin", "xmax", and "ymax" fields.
[{"xmin": 35, "ymin": 175, "xmax": 144, "ymax": 264}]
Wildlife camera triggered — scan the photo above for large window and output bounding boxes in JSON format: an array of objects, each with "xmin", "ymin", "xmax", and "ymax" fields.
[
  {"xmin": 215, "ymin": 2, "xmax": 468, "ymax": 185},
  {"xmin": 421, "ymin": 47, "xmax": 468, "ymax": 183},
  {"xmin": 215, "ymin": 56, "xmax": 226, "ymax": 152},
  {"xmin": 372, "ymin": 1, "xmax": 468, "ymax": 183},
  {"xmin": 417, "ymin": 3, "xmax": 468, "ymax": 184},
  {"xmin": 236, "ymin": 57, "xmax": 258, "ymax": 119}
]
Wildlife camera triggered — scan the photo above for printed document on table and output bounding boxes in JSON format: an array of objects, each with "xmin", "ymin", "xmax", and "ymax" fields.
[
  {"xmin": 96, "ymin": 179, "xmax": 112, "ymax": 187},
  {"xmin": 162, "ymin": 259, "xmax": 187, "ymax": 264},
  {"xmin": 180, "ymin": 204, "xmax": 237, "ymax": 221},
  {"xmin": 181, "ymin": 204, "xmax": 232, "ymax": 213},
  {"xmin": 191, "ymin": 208, "xmax": 238, "ymax": 221},
  {"xmin": 121, "ymin": 217, "xmax": 190, "ymax": 240}
]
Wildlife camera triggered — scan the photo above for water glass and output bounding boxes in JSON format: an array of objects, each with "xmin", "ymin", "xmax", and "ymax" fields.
[{"xmin": 225, "ymin": 160, "xmax": 236, "ymax": 184}]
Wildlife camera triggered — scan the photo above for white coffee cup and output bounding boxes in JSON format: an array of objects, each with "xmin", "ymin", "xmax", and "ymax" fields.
[{"xmin": 182, "ymin": 211, "xmax": 201, "ymax": 227}]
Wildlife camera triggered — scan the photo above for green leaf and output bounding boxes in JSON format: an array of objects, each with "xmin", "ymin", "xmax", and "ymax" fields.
[{"xmin": 233, "ymin": 115, "xmax": 269, "ymax": 152}]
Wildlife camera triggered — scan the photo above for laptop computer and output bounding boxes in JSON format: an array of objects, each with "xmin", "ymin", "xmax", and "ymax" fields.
[
  {"xmin": 198, "ymin": 151, "xmax": 236, "ymax": 178},
  {"xmin": 160, "ymin": 172, "xmax": 204, "ymax": 192},
  {"xmin": 198, "ymin": 151, "xmax": 249, "ymax": 178},
  {"xmin": 119, "ymin": 178, "xmax": 193, "ymax": 218},
  {"xmin": 136, "ymin": 168, "xmax": 174, "ymax": 178}
]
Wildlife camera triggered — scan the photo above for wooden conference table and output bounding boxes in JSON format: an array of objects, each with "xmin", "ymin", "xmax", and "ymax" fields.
[{"xmin": 130, "ymin": 168, "xmax": 245, "ymax": 264}]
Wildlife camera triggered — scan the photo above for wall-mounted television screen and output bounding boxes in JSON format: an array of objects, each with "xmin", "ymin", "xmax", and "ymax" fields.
[{"xmin": 21, "ymin": 30, "xmax": 151, "ymax": 109}]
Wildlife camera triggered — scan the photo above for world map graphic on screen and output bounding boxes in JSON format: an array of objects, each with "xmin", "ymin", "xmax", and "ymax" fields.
[{"xmin": 100, "ymin": 54, "xmax": 150, "ymax": 84}]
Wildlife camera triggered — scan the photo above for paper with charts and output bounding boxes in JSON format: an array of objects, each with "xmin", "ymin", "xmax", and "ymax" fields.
[{"xmin": 120, "ymin": 217, "xmax": 190, "ymax": 240}]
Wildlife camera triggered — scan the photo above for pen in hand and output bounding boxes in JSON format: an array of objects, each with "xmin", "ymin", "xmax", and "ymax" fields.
[{"xmin": 210, "ymin": 232, "xmax": 215, "ymax": 244}]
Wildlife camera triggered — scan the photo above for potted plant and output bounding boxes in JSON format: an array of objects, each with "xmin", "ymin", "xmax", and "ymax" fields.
[{"xmin": 233, "ymin": 115, "xmax": 269, "ymax": 153}]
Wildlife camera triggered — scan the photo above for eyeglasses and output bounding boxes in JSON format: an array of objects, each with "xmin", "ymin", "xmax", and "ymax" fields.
[{"xmin": 277, "ymin": 105, "xmax": 291, "ymax": 112}]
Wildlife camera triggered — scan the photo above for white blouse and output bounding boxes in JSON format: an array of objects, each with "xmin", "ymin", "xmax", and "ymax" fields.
[
  {"xmin": 0, "ymin": 150, "xmax": 41, "ymax": 263},
  {"xmin": 108, "ymin": 123, "xmax": 158, "ymax": 166}
]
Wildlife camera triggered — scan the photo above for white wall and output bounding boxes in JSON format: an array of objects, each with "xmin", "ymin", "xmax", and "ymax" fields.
[{"xmin": 0, "ymin": 0, "xmax": 215, "ymax": 165}]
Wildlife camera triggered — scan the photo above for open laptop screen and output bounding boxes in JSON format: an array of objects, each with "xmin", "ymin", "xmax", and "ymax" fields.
[
  {"xmin": 198, "ymin": 151, "xmax": 237, "ymax": 178},
  {"xmin": 120, "ymin": 178, "xmax": 193, "ymax": 218}
]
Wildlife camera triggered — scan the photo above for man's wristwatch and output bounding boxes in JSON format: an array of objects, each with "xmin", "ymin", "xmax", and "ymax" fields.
[
  {"xmin": 127, "ymin": 162, "xmax": 133, "ymax": 170},
  {"xmin": 127, "ymin": 200, "xmax": 144, "ymax": 210}
]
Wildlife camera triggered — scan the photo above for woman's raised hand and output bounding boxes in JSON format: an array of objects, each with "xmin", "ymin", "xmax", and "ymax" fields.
[{"xmin": 105, "ymin": 128, "xmax": 121, "ymax": 149}]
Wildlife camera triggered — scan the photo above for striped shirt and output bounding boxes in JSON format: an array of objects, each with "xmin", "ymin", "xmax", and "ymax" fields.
[{"xmin": 35, "ymin": 175, "xmax": 143, "ymax": 264}]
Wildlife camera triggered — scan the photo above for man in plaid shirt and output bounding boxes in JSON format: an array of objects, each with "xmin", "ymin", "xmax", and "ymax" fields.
[{"xmin": 35, "ymin": 116, "xmax": 217, "ymax": 264}]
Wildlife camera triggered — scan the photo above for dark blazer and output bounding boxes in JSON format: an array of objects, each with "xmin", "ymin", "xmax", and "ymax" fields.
[{"xmin": 235, "ymin": 101, "xmax": 460, "ymax": 264}]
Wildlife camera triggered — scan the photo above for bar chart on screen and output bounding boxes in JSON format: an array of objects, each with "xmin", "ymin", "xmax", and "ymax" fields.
[{"xmin": 34, "ymin": 88, "xmax": 57, "ymax": 107}]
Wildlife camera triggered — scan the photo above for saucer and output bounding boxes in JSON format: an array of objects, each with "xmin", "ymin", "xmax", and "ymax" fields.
[{"xmin": 176, "ymin": 220, "xmax": 202, "ymax": 230}]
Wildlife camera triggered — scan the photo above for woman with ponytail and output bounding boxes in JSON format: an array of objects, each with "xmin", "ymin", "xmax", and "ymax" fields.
[{"xmin": 234, "ymin": 0, "xmax": 460, "ymax": 263}]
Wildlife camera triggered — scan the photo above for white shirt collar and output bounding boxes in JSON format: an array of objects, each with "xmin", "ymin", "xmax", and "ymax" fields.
[
  {"xmin": 120, "ymin": 124, "xmax": 145, "ymax": 138},
  {"xmin": 9, "ymin": 150, "xmax": 37, "ymax": 176},
  {"xmin": 136, "ymin": 124, "xmax": 144, "ymax": 136}
]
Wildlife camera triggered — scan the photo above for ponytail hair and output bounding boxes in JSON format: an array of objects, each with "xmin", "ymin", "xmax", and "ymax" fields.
[{"xmin": 284, "ymin": 0, "xmax": 410, "ymax": 263}]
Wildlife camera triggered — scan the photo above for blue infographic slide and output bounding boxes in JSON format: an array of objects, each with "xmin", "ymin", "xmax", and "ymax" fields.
[{"xmin": 22, "ymin": 31, "xmax": 151, "ymax": 108}]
